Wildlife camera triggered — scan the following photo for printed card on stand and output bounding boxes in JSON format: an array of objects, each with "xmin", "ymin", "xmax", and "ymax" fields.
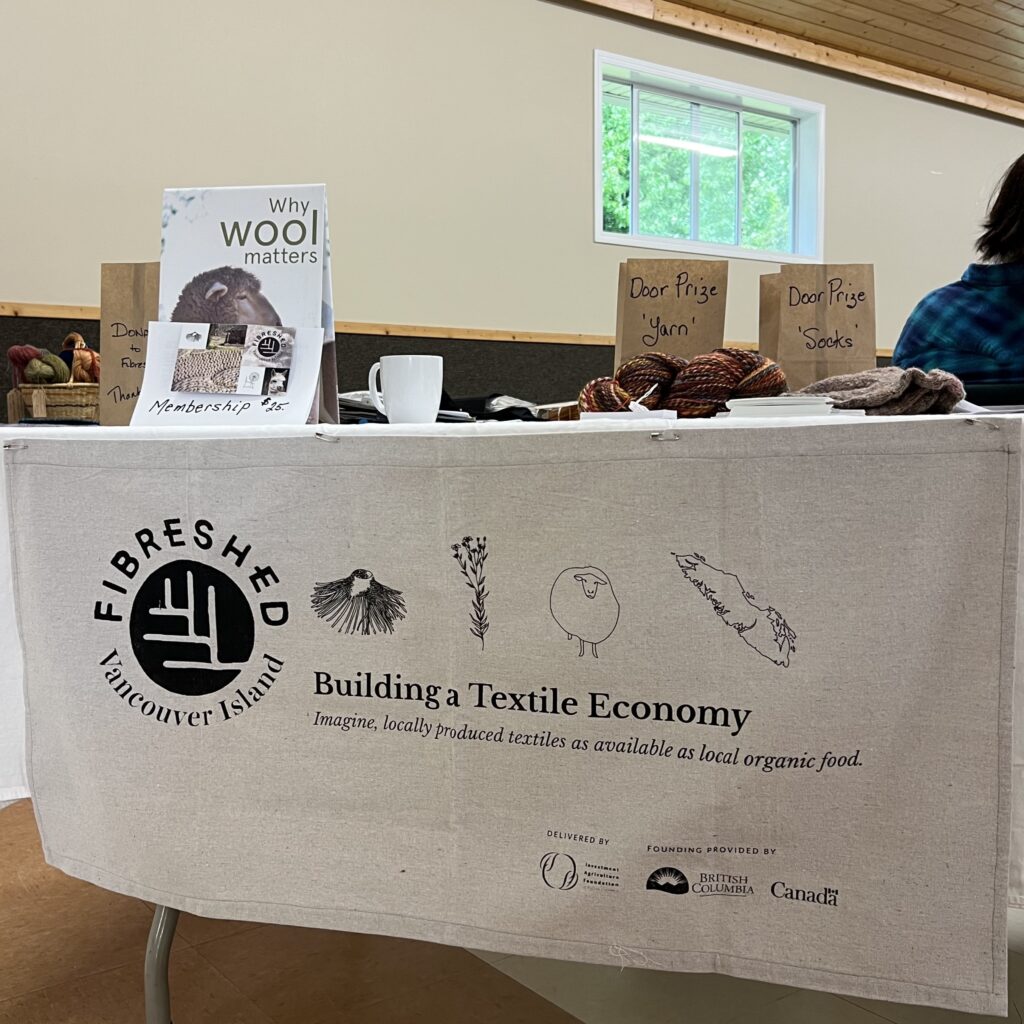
[
  {"xmin": 171, "ymin": 324, "xmax": 295, "ymax": 396},
  {"xmin": 131, "ymin": 322, "xmax": 323, "ymax": 426}
]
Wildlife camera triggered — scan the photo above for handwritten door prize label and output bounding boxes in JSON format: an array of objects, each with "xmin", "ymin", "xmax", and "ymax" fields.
[
  {"xmin": 98, "ymin": 262, "xmax": 159, "ymax": 426},
  {"xmin": 614, "ymin": 259, "xmax": 728, "ymax": 365},
  {"xmin": 773, "ymin": 264, "xmax": 876, "ymax": 390}
]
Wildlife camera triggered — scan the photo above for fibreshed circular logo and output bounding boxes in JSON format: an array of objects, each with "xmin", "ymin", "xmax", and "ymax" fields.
[
  {"xmin": 129, "ymin": 560, "xmax": 255, "ymax": 697},
  {"xmin": 93, "ymin": 517, "xmax": 289, "ymax": 729},
  {"xmin": 254, "ymin": 329, "xmax": 285, "ymax": 359}
]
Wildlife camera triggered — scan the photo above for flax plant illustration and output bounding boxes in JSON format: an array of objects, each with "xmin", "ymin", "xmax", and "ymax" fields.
[{"xmin": 452, "ymin": 536, "xmax": 489, "ymax": 649}]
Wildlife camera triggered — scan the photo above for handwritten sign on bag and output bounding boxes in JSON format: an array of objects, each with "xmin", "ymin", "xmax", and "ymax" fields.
[
  {"xmin": 98, "ymin": 262, "xmax": 160, "ymax": 425},
  {"xmin": 614, "ymin": 259, "xmax": 728, "ymax": 365},
  {"xmin": 771, "ymin": 264, "xmax": 876, "ymax": 391}
]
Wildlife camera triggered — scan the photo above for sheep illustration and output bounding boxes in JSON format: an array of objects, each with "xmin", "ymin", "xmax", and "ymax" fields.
[
  {"xmin": 549, "ymin": 566, "xmax": 620, "ymax": 658},
  {"xmin": 674, "ymin": 553, "xmax": 796, "ymax": 668},
  {"xmin": 311, "ymin": 569, "xmax": 407, "ymax": 636},
  {"xmin": 171, "ymin": 267, "xmax": 282, "ymax": 326}
]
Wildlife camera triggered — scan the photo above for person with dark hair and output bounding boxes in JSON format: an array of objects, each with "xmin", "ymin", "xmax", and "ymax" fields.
[{"xmin": 892, "ymin": 154, "xmax": 1024, "ymax": 388}]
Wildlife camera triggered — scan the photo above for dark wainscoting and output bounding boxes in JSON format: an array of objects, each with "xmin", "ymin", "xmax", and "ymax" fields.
[
  {"xmin": 335, "ymin": 335, "xmax": 614, "ymax": 404},
  {"xmin": 0, "ymin": 315, "xmax": 892, "ymax": 423},
  {"xmin": 0, "ymin": 317, "xmax": 614, "ymax": 422}
]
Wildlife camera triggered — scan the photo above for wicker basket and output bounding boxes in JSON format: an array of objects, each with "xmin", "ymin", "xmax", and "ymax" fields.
[{"xmin": 16, "ymin": 383, "xmax": 100, "ymax": 421}]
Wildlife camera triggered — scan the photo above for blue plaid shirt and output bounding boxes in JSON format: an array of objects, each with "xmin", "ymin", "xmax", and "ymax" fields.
[{"xmin": 892, "ymin": 262, "xmax": 1024, "ymax": 383}]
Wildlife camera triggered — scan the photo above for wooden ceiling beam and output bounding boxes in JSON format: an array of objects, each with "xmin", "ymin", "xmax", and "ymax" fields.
[
  {"xmin": 702, "ymin": 0, "xmax": 1024, "ymax": 84},
  {"xmin": 575, "ymin": 0, "xmax": 1024, "ymax": 121}
]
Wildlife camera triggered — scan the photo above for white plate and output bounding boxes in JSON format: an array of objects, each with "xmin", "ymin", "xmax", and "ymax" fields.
[
  {"xmin": 726, "ymin": 395, "xmax": 833, "ymax": 409},
  {"xmin": 725, "ymin": 406, "xmax": 834, "ymax": 418},
  {"xmin": 726, "ymin": 395, "xmax": 835, "ymax": 418}
]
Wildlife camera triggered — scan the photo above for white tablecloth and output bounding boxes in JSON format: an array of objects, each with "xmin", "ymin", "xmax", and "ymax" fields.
[
  {"xmin": 5, "ymin": 414, "xmax": 1019, "ymax": 1015},
  {"xmin": 4, "ymin": 414, "xmax": 1024, "ymax": 911}
]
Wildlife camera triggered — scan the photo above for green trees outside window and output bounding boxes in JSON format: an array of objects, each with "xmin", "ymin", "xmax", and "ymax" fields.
[{"xmin": 601, "ymin": 79, "xmax": 796, "ymax": 255}]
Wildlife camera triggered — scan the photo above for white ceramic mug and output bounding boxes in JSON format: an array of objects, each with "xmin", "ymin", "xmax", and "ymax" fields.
[{"xmin": 367, "ymin": 355, "xmax": 443, "ymax": 424}]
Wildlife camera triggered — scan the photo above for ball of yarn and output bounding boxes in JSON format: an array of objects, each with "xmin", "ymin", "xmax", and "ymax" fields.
[
  {"xmin": 663, "ymin": 349, "xmax": 786, "ymax": 417},
  {"xmin": 614, "ymin": 352, "xmax": 689, "ymax": 407},
  {"xmin": 579, "ymin": 376, "xmax": 632, "ymax": 412}
]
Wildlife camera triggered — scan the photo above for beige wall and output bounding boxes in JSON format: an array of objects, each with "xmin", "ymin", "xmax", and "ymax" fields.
[{"xmin": 2, "ymin": 0, "xmax": 1023, "ymax": 345}]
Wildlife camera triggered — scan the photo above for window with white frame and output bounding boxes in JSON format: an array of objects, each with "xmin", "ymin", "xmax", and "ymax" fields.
[{"xmin": 596, "ymin": 52, "xmax": 824, "ymax": 261}]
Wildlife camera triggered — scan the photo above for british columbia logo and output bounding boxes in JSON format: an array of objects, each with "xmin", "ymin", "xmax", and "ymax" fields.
[
  {"xmin": 646, "ymin": 867, "xmax": 689, "ymax": 895},
  {"xmin": 94, "ymin": 517, "xmax": 288, "ymax": 727}
]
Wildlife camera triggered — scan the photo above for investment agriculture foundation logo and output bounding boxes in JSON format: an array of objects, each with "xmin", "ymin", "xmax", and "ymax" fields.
[{"xmin": 93, "ymin": 517, "xmax": 289, "ymax": 728}]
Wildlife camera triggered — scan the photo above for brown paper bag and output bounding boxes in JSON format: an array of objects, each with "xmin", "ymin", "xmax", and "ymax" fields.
[
  {"xmin": 98, "ymin": 262, "xmax": 159, "ymax": 425},
  {"xmin": 758, "ymin": 272, "xmax": 781, "ymax": 362},
  {"xmin": 614, "ymin": 259, "xmax": 728, "ymax": 365},
  {"xmin": 774, "ymin": 264, "xmax": 876, "ymax": 391},
  {"xmin": 318, "ymin": 341, "xmax": 339, "ymax": 424}
]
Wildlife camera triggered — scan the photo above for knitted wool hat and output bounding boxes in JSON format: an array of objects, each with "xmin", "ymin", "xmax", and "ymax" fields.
[{"xmin": 798, "ymin": 366, "xmax": 965, "ymax": 415}]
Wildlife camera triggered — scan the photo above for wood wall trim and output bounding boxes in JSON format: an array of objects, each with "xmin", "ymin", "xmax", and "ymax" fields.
[
  {"xmin": 0, "ymin": 303, "xmax": 614, "ymax": 347},
  {"xmin": 579, "ymin": 0, "xmax": 1024, "ymax": 122},
  {"xmin": 0, "ymin": 302, "xmax": 102, "ymax": 320},
  {"xmin": 0, "ymin": 301, "xmax": 894, "ymax": 356},
  {"xmin": 333, "ymin": 320, "xmax": 615, "ymax": 346}
]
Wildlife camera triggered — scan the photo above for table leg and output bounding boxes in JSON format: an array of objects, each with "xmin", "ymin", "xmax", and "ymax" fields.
[{"xmin": 145, "ymin": 905, "xmax": 179, "ymax": 1024}]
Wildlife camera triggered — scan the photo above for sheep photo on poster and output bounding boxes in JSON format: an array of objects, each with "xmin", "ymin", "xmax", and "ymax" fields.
[{"xmin": 159, "ymin": 185, "xmax": 328, "ymax": 332}]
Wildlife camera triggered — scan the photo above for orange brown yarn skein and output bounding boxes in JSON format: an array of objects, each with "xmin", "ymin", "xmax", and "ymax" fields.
[
  {"xmin": 578, "ymin": 376, "xmax": 632, "ymax": 412},
  {"xmin": 614, "ymin": 352, "xmax": 688, "ymax": 407},
  {"xmin": 578, "ymin": 348, "xmax": 787, "ymax": 417}
]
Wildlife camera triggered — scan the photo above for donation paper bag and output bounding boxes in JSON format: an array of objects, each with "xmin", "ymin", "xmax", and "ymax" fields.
[
  {"xmin": 615, "ymin": 259, "xmax": 728, "ymax": 365},
  {"xmin": 98, "ymin": 262, "xmax": 159, "ymax": 426},
  {"xmin": 758, "ymin": 272, "xmax": 781, "ymax": 362},
  {"xmin": 770, "ymin": 264, "xmax": 876, "ymax": 391}
]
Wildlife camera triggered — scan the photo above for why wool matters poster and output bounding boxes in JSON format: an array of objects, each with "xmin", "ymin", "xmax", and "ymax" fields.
[{"xmin": 159, "ymin": 185, "xmax": 333, "ymax": 339}]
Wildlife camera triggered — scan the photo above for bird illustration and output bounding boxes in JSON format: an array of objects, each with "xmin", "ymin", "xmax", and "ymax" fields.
[{"xmin": 311, "ymin": 569, "xmax": 407, "ymax": 635}]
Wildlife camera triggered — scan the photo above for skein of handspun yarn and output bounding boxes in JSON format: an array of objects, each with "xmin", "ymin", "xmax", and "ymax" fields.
[
  {"xmin": 578, "ymin": 348, "xmax": 787, "ymax": 417},
  {"xmin": 578, "ymin": 376, "xmax": 633, "ymax": 412},
  {"xmin": 71, "ymin": 347, "xmax": 101, "ymax": 383},
  {"xmin": 614, "ymin": 352, "xmax": 688, "ymax": 407},
  {"xmin": 663, "ymin": 349, "xmax": 787, "ymax": 417},
  {"xmin": 6, "ymin": 345, "xmax": 43, "ymax": 386},
  {"xmin": 24, "ymin": 351, "xmax": 71, "ymax": 385}
]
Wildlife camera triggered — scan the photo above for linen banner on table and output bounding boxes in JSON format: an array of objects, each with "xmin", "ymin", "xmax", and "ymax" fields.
[
  {"xmin": 0, "ymin": 443, "xmax": 26, "ymax": 803},
  {"xmin": 5, "ymin": 421, "xmax": 1019, "ymax": 1015}
]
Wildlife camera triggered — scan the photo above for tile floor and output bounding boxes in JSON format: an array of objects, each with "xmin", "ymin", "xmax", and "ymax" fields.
[{"xmin": 3, "ymin": 797, "xmax": 1024, "ymax": 1023}]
